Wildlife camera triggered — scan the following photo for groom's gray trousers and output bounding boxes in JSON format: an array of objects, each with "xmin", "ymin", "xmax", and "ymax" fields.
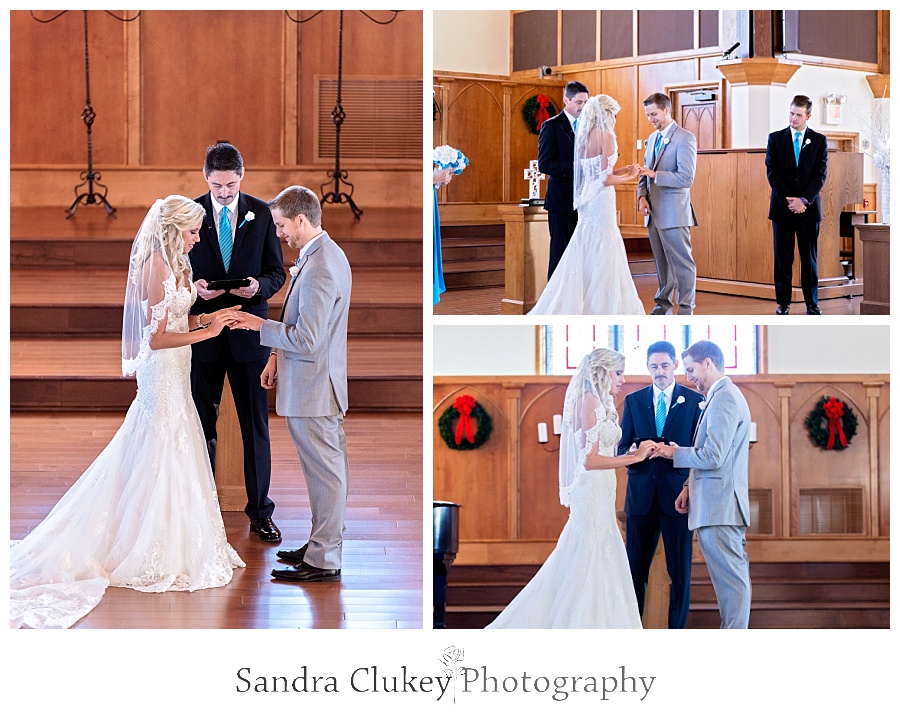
[
  {"xmin": 286, "ymin": 415, "xmax": 349, "ymax": 570},
  {"xmin": 648, "ymin": 221, "xmax": 696, "ymax": 315},
  {"xmin": 696, "ymin": 524, "xmax": 752, "ymax": 628}
]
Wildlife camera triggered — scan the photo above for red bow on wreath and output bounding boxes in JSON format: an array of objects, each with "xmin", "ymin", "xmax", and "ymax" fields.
[
  {"xmin": 453, "ymin": 394, "xmax": 476, "ymax": 444},
  {"xmin": 823, "ymin": 397, "xmax": 847, "ymax": 450},
  {"xmin": 535, "ymin": 93, "xmax": 551, "ymax": 131}
]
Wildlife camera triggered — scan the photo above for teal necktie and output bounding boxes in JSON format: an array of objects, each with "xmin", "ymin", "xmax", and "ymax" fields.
[
  {"xmin": 793, "ymin": 131, "xmax": 802, "ymax": 165},
  {"xmin": 573, "ymin": 118, "xmax": 578, "ymax": 134},
  {"xmin": 655, "ymin": 392, "xmax": 667, "ymax": 436},
  {"xmin": 653, "ymin": 132, "xmax": 663, "ymax": 163},
  {"xmin": 219, "ymin": 206, "xmax": 233, "ymax": 271}
]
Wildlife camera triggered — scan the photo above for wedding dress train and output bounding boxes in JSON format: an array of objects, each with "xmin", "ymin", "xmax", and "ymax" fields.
[{"xmin": 11, "ymin": 279, "xmax": 244, "ymax": 629}]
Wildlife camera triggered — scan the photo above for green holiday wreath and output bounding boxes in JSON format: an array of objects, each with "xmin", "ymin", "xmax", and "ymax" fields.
[
  {"xmin": 522, "ymin": 93, "xmax": 557, "ymax": 135},
  {"xmin": 439, "ymin": 394, "xmax": 492, "ymax": 450},
  {"xmin": 804, "ymin": 396, "xmax": 858, "ymax": 451}
]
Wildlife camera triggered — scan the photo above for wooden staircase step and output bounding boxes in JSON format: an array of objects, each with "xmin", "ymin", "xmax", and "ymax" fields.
[
  {"xmin": 10, "ymin": 337, "xmax": 422, "ymax": 412},
  {"xmin": 11, "ymin": 267, "xmax": 422, "ymax": 337}
]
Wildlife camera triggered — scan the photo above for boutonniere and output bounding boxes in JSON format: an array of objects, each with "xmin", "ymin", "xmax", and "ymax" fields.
[
  {"xmin": 288, "ymin": 264, "xmax": 300, "ymax": 278},
  {"xmin": 662, "ymin": 137, "xmax": 670, "ymax": 146},
  {"xmin": 238, "ymin": 211, "xmax": 255, "ymax": 229},
  {"xmin": 802, "ymin": 138, "xmax": 811, "ymax": 148},
  {"xmin": 698, "ymin": 401, "xmax": 708, "ymax": 411},
  {"xmin": 675, "ymin": 395, "xmax": 685, "ymax": 405}
]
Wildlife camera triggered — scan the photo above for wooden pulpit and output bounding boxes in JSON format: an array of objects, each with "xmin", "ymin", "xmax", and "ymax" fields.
[
  {"xmin": 692, "ymin": 149, "xmax": 864, "ymax": 300},
  {"xmin": 213, "ymin": 377, "xmax": 247, "ymax": 512},
  {"xmin": 498, "ymin": 204, "xmax": 550, "ymax": 314}
]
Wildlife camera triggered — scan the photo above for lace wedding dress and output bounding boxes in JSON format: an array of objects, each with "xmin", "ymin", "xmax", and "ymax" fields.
[
  {"xmin": 11, "ymin": 278, "xmax": 244, "ymax": 629},
  {"xmin": 487, "ymin": 407, "xmax": 642, "ymax": 629},
  {"xmin": 529, "ymin": 145, "xmax": 645, "ymax": 315}
]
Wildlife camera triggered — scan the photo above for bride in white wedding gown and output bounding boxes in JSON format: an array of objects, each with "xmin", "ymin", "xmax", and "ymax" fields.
[
  {"xmin": 530, "ymin": 95, "xmax": 645, "ymax": 315},
  {"xmin": 487, "ymin": 348, "xmax": 658, "ymax": 629},
  {"xmin": 11, "ymin": 196, "xmax": 245, "ymax": 629}
]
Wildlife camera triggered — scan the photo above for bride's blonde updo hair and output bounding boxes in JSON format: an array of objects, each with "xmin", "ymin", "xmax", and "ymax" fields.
[
  {"xmin": 158, "ymin": 195, "xmax": 205, "ymax": 282},
  {"xmin": 579, "ymin": 94, "xmax": 621, "ymax": 136},
  {"xmin": 586, "ymin": 347, "xmax": 625, "ymax": 420}
]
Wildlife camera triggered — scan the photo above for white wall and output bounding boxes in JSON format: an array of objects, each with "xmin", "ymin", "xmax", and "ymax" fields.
[
  {"xmin": 434, "ymin": 325, "xmax": 889, "ymax": 376},
  {"xmin": 433, "ymin": 324, "xmax": 536, "ymax": 375},
  {"xmin": 433, "ymin": 11, "xmax": 509, "ymax": 76}
]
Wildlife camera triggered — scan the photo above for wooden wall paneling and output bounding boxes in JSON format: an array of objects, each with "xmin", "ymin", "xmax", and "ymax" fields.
[
  {"xmin": 433, "ymin": 384, "xmax": 511, "ymax": 540},
  {"xmin": 509, "ymin": 85, "xmax": 563, "ymax": 204},
  {"xmin": 445, "ymin": 81, "xmax": 506, "ymax": 204},
  {"xmin": 875, "ymin": 389, "xmax": 890, "ymax": 536},
  {"xmin": 517, "ymin": 383, "xmax": 569, "ymax": 539},
  {"xmin": 283, "ymin": 14, "xmax": 299, "ymax": 165},
  {"xmin": 11, "ymin": 10, "xmax": 128, "ymax": 165},
  {"xmin": 297, "ymin": 10, "xmax": 423, "ymax": 166},
  {"xmin": 741, "ymin": 383, "xmax": 783, "ymax": 536},
  {"xmin": 735, "ymin": 151, "xmax": 773, "ymax": 284},
  {"xmin": 600, "ymin": 65, "xmax": 639, "ymax": 225},
  {"xmin": 125, "ymin": 16, "xmax": 142, "ymax": 165},
  {"xmin": 789, "ymin": 383, "xmax": 871, "ymax": 536},
  {"xmin": 637, "ymin": 60, "xmax": 698, "ymax": 127},
  {"xmin": 140, "ymin": 11, "xmax": 284, "ymax": 167}
]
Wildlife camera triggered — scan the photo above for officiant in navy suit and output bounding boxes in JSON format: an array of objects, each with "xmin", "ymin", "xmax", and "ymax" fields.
[
  {"xmin": 189, "ymin": 142, "xmax": 286, "ymax": 542},
  {"xmin": 538, "ymin": 80, "xmax": 588, "ymax": 280},
  {"xmin": 617, "ymin": 341, "xmax": 703, "ymax": 628},
  {"xmin": 766, "ymin": 94, "xmax": 828, "ymax": 316}
]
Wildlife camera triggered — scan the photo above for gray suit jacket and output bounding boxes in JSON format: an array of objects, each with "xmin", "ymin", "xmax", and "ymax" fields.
[
  {"xmin": 259, "ymin": 232, "xmax": 351, "ymax": 417},
  {"xmin": 638, "ymin": 124, "xmax": 698, "ymax": 230},
  {"xmin": 672, "ymin": 377, "xmax": 751, "ymax": 531}
]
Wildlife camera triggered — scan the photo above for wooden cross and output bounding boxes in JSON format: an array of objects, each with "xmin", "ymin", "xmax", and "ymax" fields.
[{"xmin": 524, "ymin": 160, "xmax": 545, "ymax": 200}]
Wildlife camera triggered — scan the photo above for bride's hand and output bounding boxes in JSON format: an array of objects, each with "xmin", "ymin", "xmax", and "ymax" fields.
[
  {"xmin": 206, "ymin": 306, "xmax": 242, "ymax": 336},
  {"xmin": 632, "ymin": 440, "xmax": 657, "ymax": 462}
]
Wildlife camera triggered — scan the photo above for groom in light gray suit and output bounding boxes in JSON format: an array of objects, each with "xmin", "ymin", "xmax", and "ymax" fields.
[
  {"xmin": 656, "ymin": 340, "xmax": 752, "ymax": 628},
  {"xmin": 638, "ymin": 92, "xmax": 698, "ymax": 315},
  {"xmin": 231, "ymin": 186, "xmax": 352, "ymax": 582}
]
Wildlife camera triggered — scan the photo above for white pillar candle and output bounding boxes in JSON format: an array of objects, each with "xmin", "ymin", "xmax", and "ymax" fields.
[
  {"xmin": 552, "ymin": 414, "xmax": 562, "ymax": 435},
  {"xmin": 749, "ymin": 422, "xmax": 757, "ymax": 443},
  {"xmin": 537, "ymin": 423, "xmax": 549, "ymax": 443}
]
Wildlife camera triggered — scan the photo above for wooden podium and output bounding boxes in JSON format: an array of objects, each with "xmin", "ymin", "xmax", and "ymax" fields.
[
  {"xmin": 213, "ymin": 377, "xmax": 249, "ymax": 512},
  {"xmin": 498, "ymin": 204, "xmax": 550, "ymax": 314},
  {"xmin": 692, "ymin": 149, "xmax": 864, "ymax": 300},
  {"xmin": 857, "ymin": 224, "xmax": 890, "ymax": 314}
]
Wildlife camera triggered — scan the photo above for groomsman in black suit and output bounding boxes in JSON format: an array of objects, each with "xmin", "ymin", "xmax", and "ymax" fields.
[
  {"xmin": 190, "ymin": 142, "xmax": 286, "ymax": 542},
  {"xmin": 538, "ymin": 80, "xmax": 589, "ymax": 280},
  {"xmin": 617, "ymin": 341, "xmax": 704, "ymax": 628},
  {"xmin": 765, "ymin": 94, "xmax": 828, "ymax": 315}
]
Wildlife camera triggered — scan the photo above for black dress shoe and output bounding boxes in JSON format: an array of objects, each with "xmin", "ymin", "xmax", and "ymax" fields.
[
  {"xmin": 271, "ymin": 561, "xmax": 341, "ymax": 583},
  {"xmin": 806, "ymin": 304, "xmax": 822, "ymax": 315},
  {"xmin": 276, "ymin": 544, "xmax": 308, "ymax": 563},
  {"xmin": 776, "ymin": 305, "xmax": 790, "ymax": 315},
  {"xmin": 249, "ymin": 517, "xmax": 282, "ymax": 543}
]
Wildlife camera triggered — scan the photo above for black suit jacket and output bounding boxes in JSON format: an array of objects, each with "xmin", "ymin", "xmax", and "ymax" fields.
[
  {"xmin": 189, "ymin": 191, "xmax": 286, "ymax": 363},
  {"xmin": 537, "ymin": 111, "xmax": 576, "ymax": 213},
  {"xmin": 617, "ymin": 383, "xmax": 704, "ymax": 517},
  {"xmin": 765, "ymin": 126, "xmax": 828, "ymax": 224}
]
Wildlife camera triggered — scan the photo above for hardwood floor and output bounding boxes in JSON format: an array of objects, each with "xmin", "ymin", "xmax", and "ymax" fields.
[
  {"xmin": 10, "ymin": 411, "xmax": 424, "ymax": 629},
  {"xmin": 434, "ymin": 273, "xmax": 863, "ymax": 315}
]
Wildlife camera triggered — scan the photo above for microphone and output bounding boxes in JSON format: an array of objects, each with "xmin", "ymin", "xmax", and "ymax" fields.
[{"xmin": 722, "ymin": 41, "xmax": 740, "ymax": 59}]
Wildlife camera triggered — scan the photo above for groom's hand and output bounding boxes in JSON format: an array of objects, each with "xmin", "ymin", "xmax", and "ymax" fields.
[
  {"xmin": 230, "ymin": 310, "xmax": 265, "ymax": 332},
  {"xmin": 261, "ymin": 355, "xmax": 277, "ymax": 389},
  {"xmin": 638, "ymin": 167, "xmax": 657, "ymax": 180},
  {"xmin": 655, "ymin": 442, "xmax": 677, "ymax": 459},
  {"xmin": 675, "ymin": 486, "xmax": 689, "ymax": 514},
  {"xmin": 638, "ymin": 196, "xmax": 651, "ymax": 217}
]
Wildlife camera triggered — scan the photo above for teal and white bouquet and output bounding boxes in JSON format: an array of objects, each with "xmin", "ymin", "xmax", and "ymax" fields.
[{"xmin": 433, "ymin": 145, "xmax": 469, "ymax": 175}]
